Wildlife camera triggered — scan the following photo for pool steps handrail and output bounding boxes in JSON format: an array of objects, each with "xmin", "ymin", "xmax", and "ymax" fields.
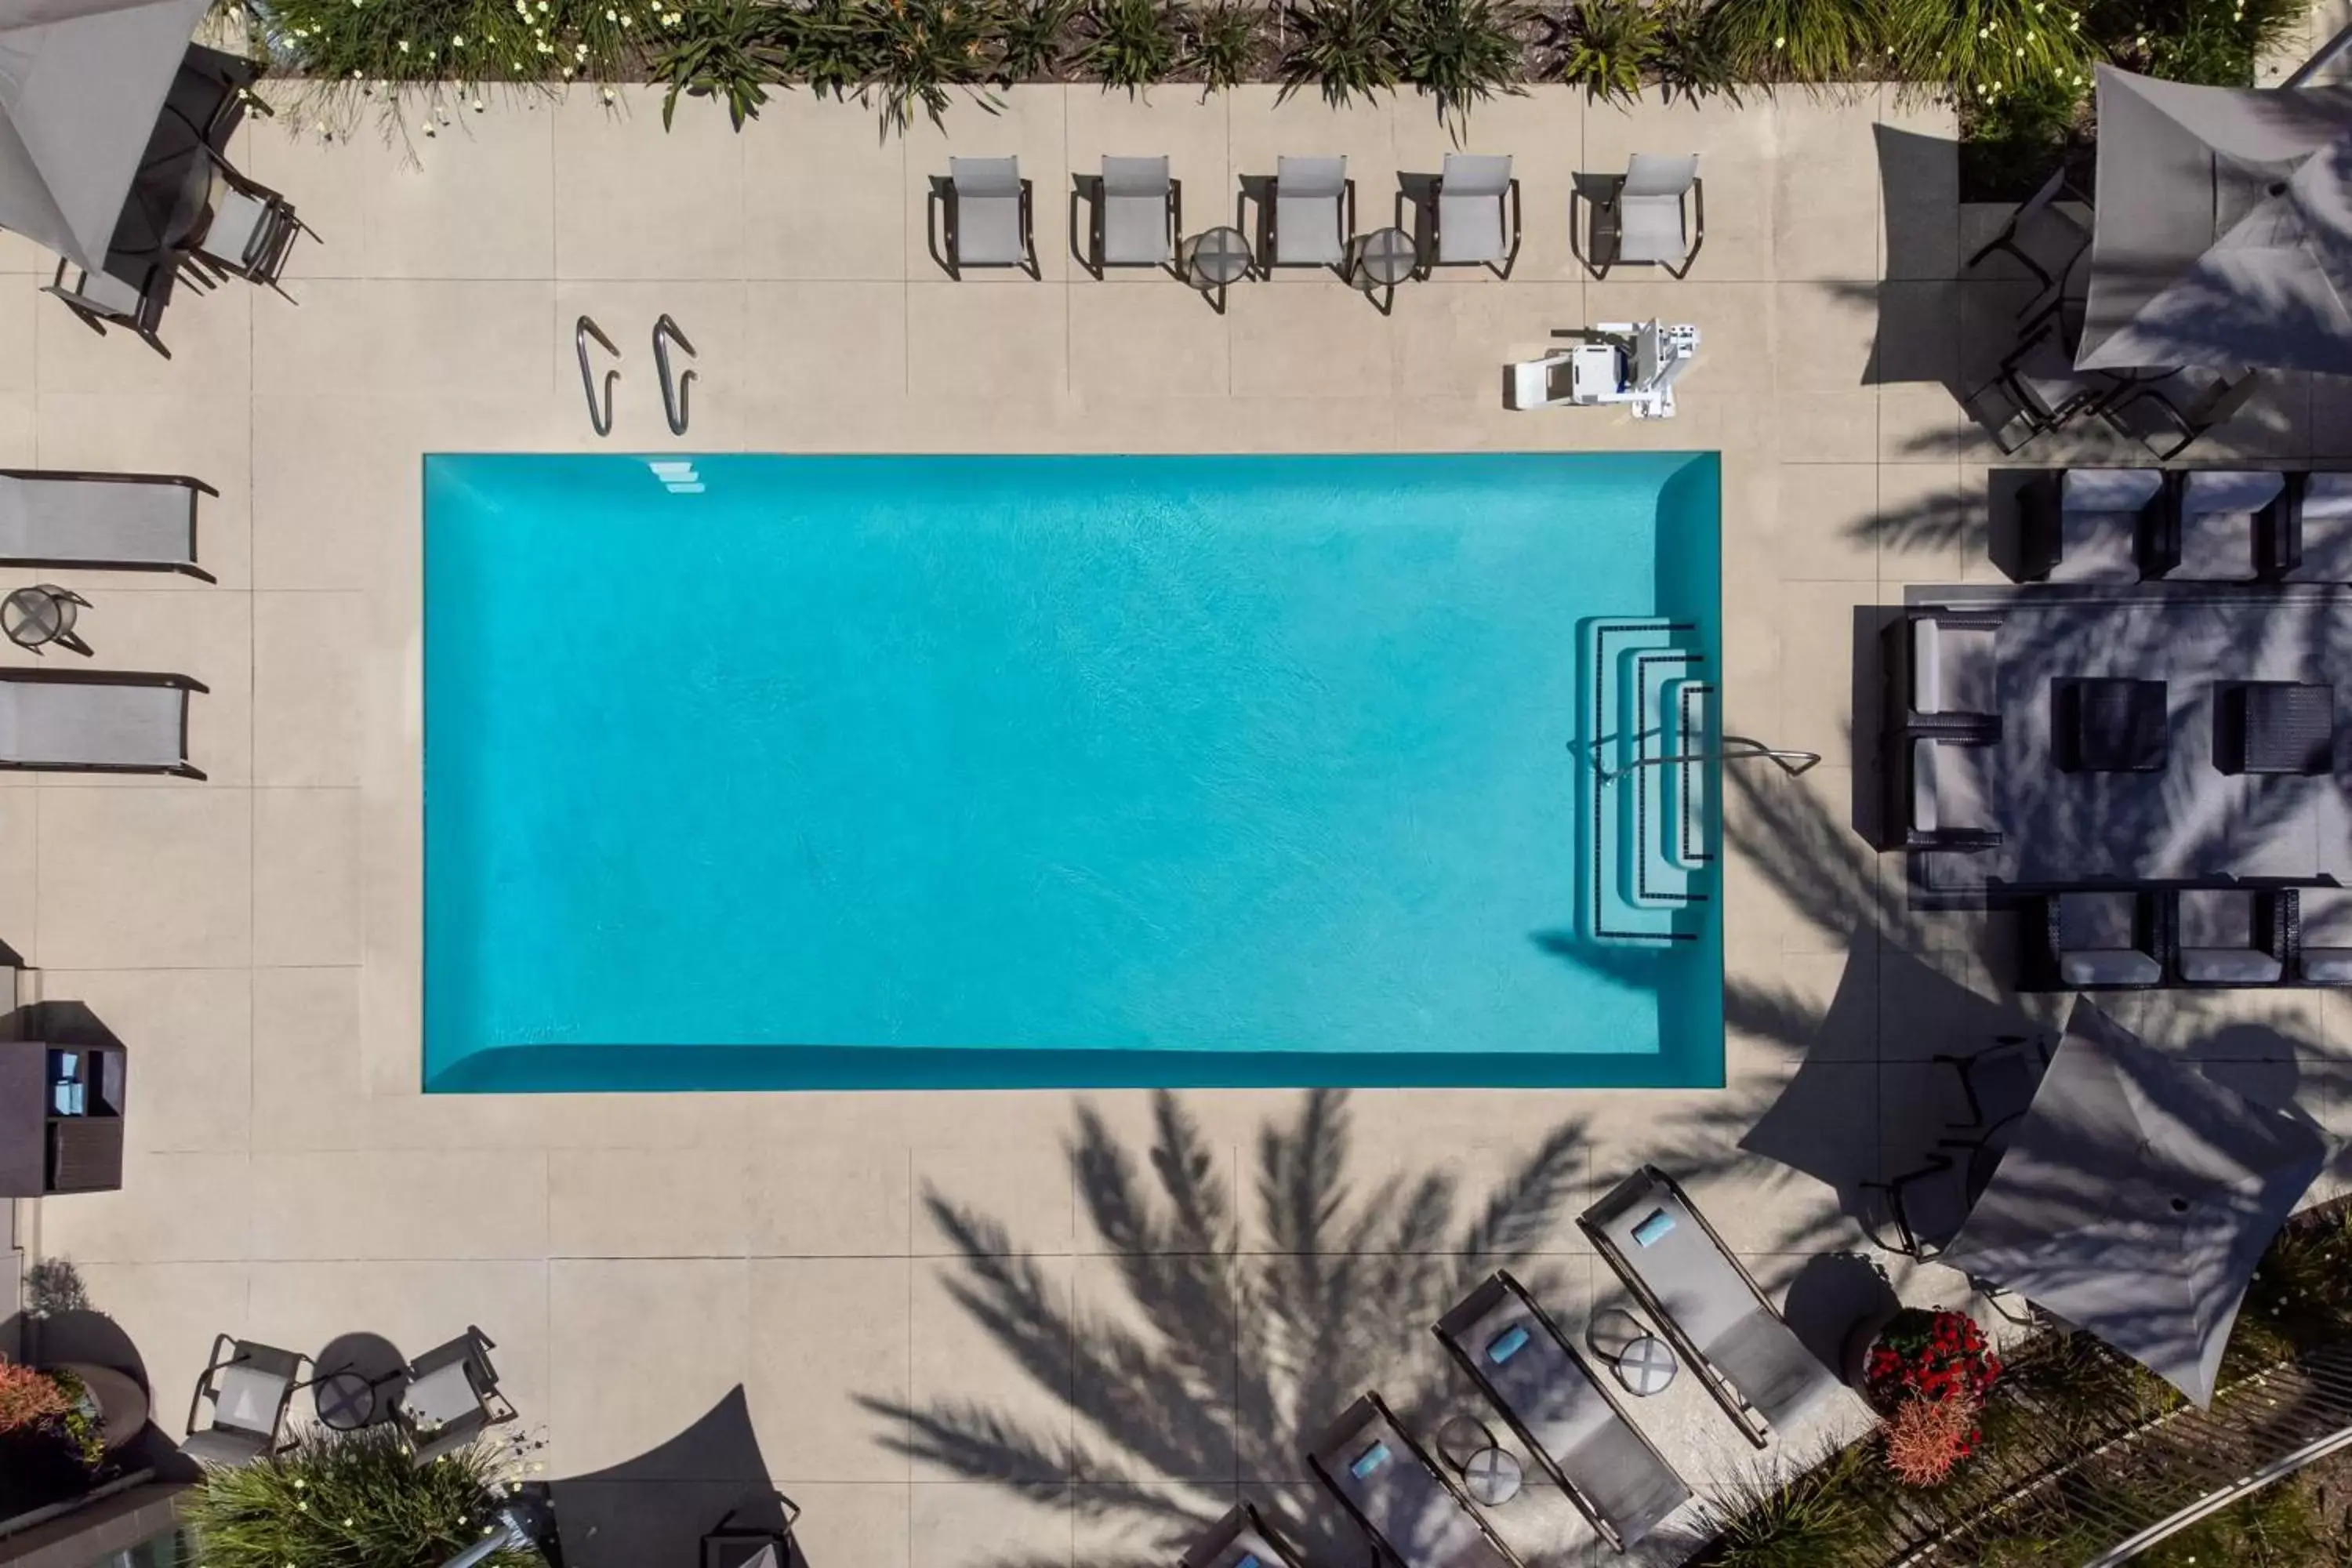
[
  {"xmin": 575, "ymin": 315, "xmax": 619, "ymax": 437},
  {"xmin": 654, "ymin": 314, "xmax": 696, "ymax": 437}
]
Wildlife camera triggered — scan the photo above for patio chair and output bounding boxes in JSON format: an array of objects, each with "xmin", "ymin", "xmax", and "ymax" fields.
[
  {"xmin": 1965, "ymin": 324, "xmax": 2114, "ymax": 456},
  {"xmin": 1933, "ymin": 1034, "xmax": 2049, "ymax": 1131},
  {"xmin": 1425, "ymin": 154, "xmax": 1520, "ymax": 279},
  {"xmin": 1963, "ymin": 166, "xmax": 2092, "ymax": 314},
  {"xmin": 1083, "ymin": 155, "xmax": 1180, "ymax": 276},
  {"xmin": 1889, "ymin": 734, "xmax": 2002, "ymax": 851},
  {"xmin": 2024, "ymin": 889, "xmax": 2165, "ymax": 990},
  {"xmin": 1178, "ymin": 1501, "xmax": 1306, "ymax": 1568},
  {"xmin": 930, "ymin": 157, "xmax": 1038, "ymax": 280},
  {"xmin": 1267, "ymin": 156, "xmax": 1354, "ymax": 271},
  {"xmin": 1860, "ymin": 1152, "xmax": 1968, "ymax": 1260},
  {"xmin": 183, "ymin": 1334, "xmax": 311, "ymax": 1467},
  {"xmin": 2267, "ymin": 470, "xmax": 2352, "ymax": 583},
  {"xmin": 701, "ymin": 1491, "xmax": 801, "ymax": 1568},
  {"xmin": 1579, "ymin": 1166, "xmax": 1842, "ymax": 1449},
  {"xmin": 1433, "ymin": 1271, "xmax": 1692, "ymax": 1552},
  {"xmin": 2175, "ymin": 888, "xmax": 2289, "ymax": 986},
  {"xmin": 0, "ymin": 469, "xmax": 217, "ymax": 579},
  {"xmin": 2017, "ymin": 467, "xmax": 2168, "ymax": 583},
  {"xmin": 1306, "ymin": 1392, "xmax": 1524, "ymax": 1568},
  {"xmin": 2295, "ymin": 886, "xmax": 2352, "ymax": 986},
  {"xmin": 193, "ymin": 162, "xmax": 314, "ymax": 296},
  {"xmin": 2152, "ymin": 469, "xmax": 2288, "ymax": 582},
  {"xmin": 0, "ymin": 668, "xmax": 205, "ymax": 778},
  {"xmin": 45, "ymin": 259, "xmax": 171, "ymax": 358},
  {"xmin": 2099, "ymin": 365, "xmax": 2260, "ymax": 461},
  {"xmin": 1574, "ymin": 154, "xmax": 1702, "ymax": 280},
  {"xmin": 394, "ymin": 1326, "xmax": 517, "ymax": 1466},
  {"xmin": 1886, "ymin": 609, "xmax": 2001, "ymax": 729}
]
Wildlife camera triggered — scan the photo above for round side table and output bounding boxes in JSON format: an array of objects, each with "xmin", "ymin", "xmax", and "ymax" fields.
[
  {"xmin": 1616, "ymin": 1334, "xmax": 1679, "ymax": 1396},
  {"xmin": 314, "ymin": 1369, "xmax": 380, "ymax": 1432},
  {"xmin": 1181, "ymin": 225, "xmax": 1253, "ymax": 314},
  {"xmin": 2, "ymin": 586, "xmax": 85, "ymax": 653},
  {"xmin": 1346, "ymin": 225, "xmax": 1417, "ymax": 314},
  {"xmin": 1459, "ymin": 1444, "xmax": 1523, "ymax": 1506}
]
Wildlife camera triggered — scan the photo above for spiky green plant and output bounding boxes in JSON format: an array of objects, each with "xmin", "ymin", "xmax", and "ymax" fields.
[
  {"xmin": 996, "ymin": 0, "xmax": 1085, "ymax": 78},
  {"xmin": 1079, "ymin": 0, "xmax": 1182, "ymax": 88},
  {"xmin": 1555, "ymin": 0, "xmax": 1659, "ymax": 100},
  {"xmin": 1402, "ymin": 0, "xmax": 1526, "ymax": 132},
  {"xmin": 2095, "ymin": 0, "xmax": 2301, "ymax": 85},
  {"xmin": 1653, "ymin": 0, "xmax": 1744, "ymax": 100},
  {"xmin": 1710, "ymin": 0, "xmax": 1886, "ymax": 79},
  {"xmin": 651, "ymin": 0, "xmax": 782, "ymax": 126},
  {"xmin": 856, "ymin": 0, "xmax": 1003, "ymax": 132},
  {"xmin": 1700, "ymin": 1442, "xmax": 1880, "ymax": 1568},
  {"xmin": 180, "ymin": 1426, "xmax": 539, "ymax": 1568},
  {"xmin": 1276, "ymin": 0, "xmax": 1405, "ymax": 104},
  {"xmin": 769, "ymin": 0, "xmax": 876, "ymax": 100},
  {"xmin": 1181, "ymin": 0, "xmax": 1264, "ymax": 87},
  {"xmin": 1889, "ymin": 0, "xmax": 2092, "ymax": 111}
]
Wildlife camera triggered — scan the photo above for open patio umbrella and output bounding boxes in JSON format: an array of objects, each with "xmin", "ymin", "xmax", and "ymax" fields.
[
  {"xmin": 2080, "ymin": 65, "xmax": 2352, "ymax": 374},
  {"xmin": 1939, "ymin": 998, "xmax": 2330, "ymax": 1406},
  {"xmin": 0, "ymin": 0, "xmax": 212, "ymax": 271}
]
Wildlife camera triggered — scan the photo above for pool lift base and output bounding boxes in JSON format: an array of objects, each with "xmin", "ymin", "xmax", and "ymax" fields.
[{"xmin": 1507, "ymin": 321, "xmax": 1701, "ymax": 418}]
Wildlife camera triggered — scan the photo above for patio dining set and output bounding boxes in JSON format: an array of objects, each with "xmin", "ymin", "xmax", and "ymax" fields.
[{"xmin": 183, "ymin": 1324, "xmax": 515, "ymax": 1468}]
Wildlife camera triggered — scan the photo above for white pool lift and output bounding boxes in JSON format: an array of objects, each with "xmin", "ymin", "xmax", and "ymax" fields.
[{"xmin": 1507, "ymin": 321, "xmax": 1701, "ymax": 419}]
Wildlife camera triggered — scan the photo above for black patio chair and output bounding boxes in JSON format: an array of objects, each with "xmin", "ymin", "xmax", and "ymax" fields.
[
  {"xmin": 1933, "ymin": 1034, "xmax": 2050, "ymax": 1131},
  {"xmin": 395, "ymin": 1326, "xmax": 517, "ymax": 1466},
  {"xmin": 1962, "ymin": 323, "xmax": 2118, "ymax": 456},
  {"xmin": 2099, "ymin": 365, "xmax": 2261, "ymax": 461},
  {"xmin": 702, "ymin": 1491, "xmax": 801, "ymax": 1568},
  {"xmin": 184, "ymin": 1335, "xmax": 313, "ymax": 1467}
]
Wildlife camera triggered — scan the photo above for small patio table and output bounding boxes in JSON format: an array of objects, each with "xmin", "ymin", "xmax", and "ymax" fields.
[
  {"xmin": 1347, "ymin": 225, "xmax": 1417, "ymax": 314},
  {"xmin": 2, "ymin": 585, "xmax": 86, "ymax": 654},
  {"xmin": 314, "ymin": 1369, "xmax": 380, "ymax": 1432},
  {"xmin": 1614, "ymin": 1334, "xmax": 1678, "ymax": 1396},
  {"xmin": 1459, "ymin": 1445, "xmax": 1523, "ymax": 1506},
  {"xmin": 1181, "ymin": 226, "xmax": 1252, "ymax": 314}
]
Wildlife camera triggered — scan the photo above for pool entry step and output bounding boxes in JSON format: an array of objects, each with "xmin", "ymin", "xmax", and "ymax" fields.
[{"xmin": 1584, "ymin": 619, "xmax": 1715, "ymax": 944}]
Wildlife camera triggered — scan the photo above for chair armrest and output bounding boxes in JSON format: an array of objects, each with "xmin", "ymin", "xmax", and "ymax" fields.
[{"xmin": 187, "ymin": 1331, "xmax": 237, "ymax": 1437}]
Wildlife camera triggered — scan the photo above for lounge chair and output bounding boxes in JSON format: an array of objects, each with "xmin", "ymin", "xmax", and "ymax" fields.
[
  {"xmin": 1427, "ymin": 154, "xmax": 1520, "ymax": 279},
  {"xmin": 2296, "ymin": 886, "xmax": 2352, "ymax": 986},
  {"xmin": 1886, "ymin": 609, "xmax": 2001, "ymax": 730},
  {"xmin": 193, "ymin": 162, "xmax": 313, "ymax": 295},
  {"xmin": 2018, "ymin": 467, "xmax": 2167, "ymax": 583},
  {"xmin": 0, "ymin": 469, "xmax": 217, "ymax": 579},
  {"xmin": 45, "ymin": 259, "xmax": 170, "ymax": 358},
  {"xmin": 183, "ymin": 1334, "xmax": 311, "ymax": 1467},
  {"xmin": 1964, "ymin": 166, "xmax": 2091, "ymax": 316},
  {"xmin": 1433, "ymin": 1271, "xmax": 1691, "ymax": 1552},
  {"xmin": 2156, "ymin": 469, "xmax": 2287, "ymax": 582},
  {"xmin": 2266, "ymin": 471, "xmax": 2352, "ymax": 583},
  {"xmin": 1575, "ymin": 154, "xmax": 1701, "ymax": 280},
  {"xmin": 395, "ymin": 1326, "xmax": 517, "ymax": 1466},
  {"xmin": 1268, "ymin": 156, "xmax": 1354, "ymax": 271},
  {"xmin": 1083, "ymin": 155, "xmax": 1179, "ymax": 276},
  {"xmin": 1891, "ymin": 734, "xmax": 2002, "ymax": 851},
  {"xmin": 2024, "ymin": 889, "xmax": 2165, "ymax": 990},
  {"xmin": 931, "ymin": 157, "xmax": 1038, "ymax": 280},
  {"xmin": 0, "ymin": 668, "xmax": 205, "ymax": 778},
  {"xmin": 1579, "ymin": 1167, "xmax": 1841, "ymax": 1449},
  {"xmin": 2176, "ymin": 889, "xmax": 2288, "ymax": 986},
  {"xmin": 1306, "ymin": 1392, "xmax": 1523, "ymax": 1568},
  {"xmin": 1966, "ymin": 325, "xmax": 2114, "ymax": 457},
  {"xmin": 2100, "ymin": 365, "xmax": 2260, "ymax": 461},
  {"xmin": 1178, "ymin": 1501, "xmax": 1306, "ymax": 1568}
]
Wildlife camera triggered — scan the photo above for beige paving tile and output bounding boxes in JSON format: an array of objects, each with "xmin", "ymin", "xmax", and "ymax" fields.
[
  {"xmin": 38, "ymin": 1146, "xmax": 252, "ymax": 1262},
  {"xmin": 1772, "ymin": 280, "xmax": 1877, "ymax": 394},
  {"xmin": 775, "ymin": 1484, "xmax": 912, "ymax": 1568},
  {"xmin": 255, "ymin": 590, "xmax": 362, "ymax": 787},
  {"xmin": 550, "ymin": 1257, "xmax": 752, "ymax": 1475},
  {"xmin": 913, "ymin": 1095, "xmax": 1078, "ymax": 1255},
  {"xmin": 254, "ymin": 278, "xmax": 554, "ymax": 398},
  {"xmin": 1772, "ymin": 92, "xmax": 1882, "ymax": 283},
  {"xmin": 1069, "ymin": 282, "xmax": 1231, "ymax": 402},
  {"xmin": 1389, "ymin": 280, "xmax": 1588, "ymax": 405},
  {"xmin": 64, "ymin": 1260, "xmax": 252, "ymax": 1417},
  {"xmin": 34, "ymin": 391, "xmax": 253, "ymax": 590},
  {"xmin": 1069, "ymin": 1252, "xmax": 1236, "ymax": 1483},
  {"xmin": 243, "ymin": 1258, "xmax": 551, "ymax": 1421},
  {"xmin": 745, "ymin": 1258, "xmax": 913, "ymax": 1481},
  {"xmin": 905, "ymin": 281, "xmax": 1069, "ymax": 402},
  {"xmin": 0, "ymin": 275, "xmax": 42, "ymax": 397},
  {"xmin": 252, "ymin": 787, "xmax": 361, "ymax": 966},
  {"xmin": 35, "ymin": 273, "xmax": 251, "ymax": 397},
  {"xmin": 746, "ymin": 95, "xmax": 911, "ymax": 281},
  {"xmin": 905, "ymin": 89, "xmax": 1074, "ymax": 283},
  {"xmin": 36, "ymin": 786, "xmax": 250, "ymax": 968},
  {"xmin": 909, "ymin": 1482, "xmax": 1070, "ymax": 1568},
  {"xmin": 359, "ymin": 103, "xmax": 557, "ymax": 279},
  {"xmin": 42, "ymin": 967, "xmax": 252, "ymax": 1154},
  {"xmin": 554, "ymin": 85, "xmax": 746, "ymax": 280},
  {"xmin": 1874, "ymin": 460, "xmax": 1969, "ymax": 584},
  {"xmin": 740, "ymin": 281, "xmax": 909, "ymax": 411},
  {"xmin": 910, "ymin": 1252, "xmax": 1073, "ymax": 1482},
  {"xmin": 249, "ymin": 1149, "xmax": 549, "ymax": 1260},
  {"xmin": 1768, "ymin": 463, "xmax": 1878, "ymax": 581},
  {"xmin": 1874, "ymin": 96, "xmax": 1960, "ymax": 283},
  {"xmin": 1226, "ymin": 283, "xmax": 1394, "ymax": 399},
  {"xmin": 550, "ymin": 1146, "xmax": 753, "ymax": 1258},
  {"xmin": 250, "ymin": 395, "xmax": 422, "ymax": 591},
  {"xmin": 748, "ymin": 1131, "xmax": 914, "ymax": 1257}
]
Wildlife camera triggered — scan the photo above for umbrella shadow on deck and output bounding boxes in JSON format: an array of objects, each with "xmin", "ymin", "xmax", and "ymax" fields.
[{"xmin": 550, "ymin": 1388, "xmax": 797, "ymax": 1568}]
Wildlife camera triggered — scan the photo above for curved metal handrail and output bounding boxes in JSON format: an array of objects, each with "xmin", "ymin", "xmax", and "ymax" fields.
[
  {"xmin": 575, "ymin": 314, "xmax": 618, "ymax": 437},
  {"xmin": 1593, "ymin": 735, "xmax": 1821, "ymax": 782},
  {"xmin": 653, "ymin": 314, "xmax": 696, "ymax": 437}
]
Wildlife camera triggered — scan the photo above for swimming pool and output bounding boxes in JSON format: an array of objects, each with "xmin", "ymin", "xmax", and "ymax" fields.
[{"xmin": 423, "ymin": 454, "xmax": 1722, "ymax": 1093}]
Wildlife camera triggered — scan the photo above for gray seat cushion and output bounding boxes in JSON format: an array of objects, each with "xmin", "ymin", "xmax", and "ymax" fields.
[
  {"xmin": 2060, "ymin": 947, "xmax": 2163, "ymax": 985},
  {"xmin": 2176, "ymin": 503, "xmax": 2259, "ymax": 581},
  {"xmin": 1617, "ymin": 194, "xmax": 1687, "ymax": 264},
  {"xmin": 2180, "ymin": 947, "xmax": 2284, "ymax": 984},
  {"xmin": 2049, "ymin": 468, "xmax": 2162, "ymax": 583},
  {"xmin": 1437, "ymin": 154, "xmax": 1512, "ymax": 264},
  {"xmin": 180, "ymin": 1426, "xmax": 270, "ymax": 1468},
  {"xmin": 1911, "ymin": 618, "xmax": 1998, "ymax": 717},
  {"xmin": 2303, "ymin": 947, "xmax": 2352, "ymax": 985},
  {"xmin": 2291, "ymin": 472, "xmax": 2352, "ymax": 583},
  {"xmin": 949, "ymin": 158, "xmax": 1027, "ymax": 266},
  {"xmin": 1099, "ymin": 156, "xmax": 1170, "ymax": 266},
  {"xmin": 1274, "ymin": 157, "xmax": 1348, "ymax": 264}
]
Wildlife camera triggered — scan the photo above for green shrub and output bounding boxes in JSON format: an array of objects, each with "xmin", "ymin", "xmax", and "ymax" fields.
[
  {"xmin": 856, "ymin": 0, "xmax": 1003, "ymax": 131},
  {"xmin": 180, "ymin": 1425, "xmax": 539, "ymax": 1568},
  {"xmin": 1710, "ymin": 0, "xmax": 1886, "ymax": 80},
  {"xmin": 651, "ymin": 0, "xmax": 780, "ymax": 126},
  {"xmin": 1276, "ymin": 0, "xmax": 1405, "ymax": 104},
  {"xmin": 1555, "ymin": 0, "xmax": 1660, "ymax": 101},
  {"xmin": 1889, "ymin": 0, "xmax": 2092, "ymax": 108},
  {"xmin": 1700, "ymin": 1442, "xmax": 1879, "ymax": 1568},
  {"xmin": 1402, "ymin": 0, "xmax": 1527, "ymax": 131},
  {"xmin": 1080, "ymin": 0, "xmax": 1183, "ymax": 89},
  {"xmin": 996, "ymin": 0, "xmax": 1085, "ymax": 79},
  {"xmin": 1653, "ymin": 0, "xmax": 1744, "ymax": 101},
  {"xmin": 2089, "ymin": 0, "xmax": 2301, "ymax": 85},
  {"xmin": 1957, "ymin": 70, "xmax": 2082, "ymax": 197},
  {"xmin": 769, "ymin": 0, "xmax": 874, "ymax": 101},
  {"xmin": 1182, "ymin": 0, "xmax": 1265, "ymax": 85}
]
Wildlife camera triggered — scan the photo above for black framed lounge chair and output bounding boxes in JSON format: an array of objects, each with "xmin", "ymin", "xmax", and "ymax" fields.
[
  {"xmin": 395, "ymin": 1326, "xmax": 517, "ymax": 1466},
  {"xmin": 2268, "ymin": 471, "xmax": 2352, "ymax": 583},
  {"xmin": 1888, "ymin": 734, "xmax": 2002, "ymax": 852},
  {"xmin": 1433, "ymin": 1271, "xmax": 1691, "ymax": 1552},
  {"xmin": 1579, "ymin": 1167, "xmax": 1841, "ymax": 1450},
  {"xmin": 0, "ymin": 468, "xmax": 217, "ymax": 579},
  {"xmin": 0, "ymin": 667, "xmax": 206, "ymax": 779},
  {"xmin": 2154, "ymin": 469, "xmax": 2288, "ymax": 583},
  {"xmin": 2023, "ymin": 889, "xmax": 2167, "ymax": 990},
  {"xmin": 191, "ymin": 161, "xmax": 315, "ymax": 296},
  {"xmin": 701, "ymin": 1491, "xmax": 801, "ymax": 1568},
  {"xmin": 930, "ymin": 157, "xmax": 1039, "ymax": 280},
  {"xmin": 2175, "ymin": 888, "xmax": 2290, "ymax": 987},
  {"xmin": 1307, "ymin": 1392, "xmax": 1524, "ymax": 1568},
  {"xmin": 2100, "ymin": 365, "xmax": 2260, "ymax": 461},
  {"xmin": 1966, "ymin": 325, "xmax": 2119, "ymax": 457},
  {"xmin": 1573, "ymin": 154, "xmax": 1701, "ymax": 280},
  {"xmin": 2017, "ymin": 467, "xmax": 2168, "ymax": 583},
  {"xmin": 1267, "ymin": 156, "xmax": 1354, "ymax": 274},
  {"xmin": 1178, "ymin": 1501, "xmax": 1307, "ymax": 1568},
  {"xmin": 184, "ymin": 1334, "xmax": 312, "ymax": 1468},
  {"xmin": 45, "ymin": 259, "xmax": 171, "ymax": 358},
  {"xmin": 1424, "ymin": 154, "xmax": 1520, "ymax": 280},
  {"xmin": 2294, "ymin": 887, "xmax": 2352, "ymax": 986},
  {"xmin": 1080, "ymin": 155, "xmax": 1180, "ymax": 278}
]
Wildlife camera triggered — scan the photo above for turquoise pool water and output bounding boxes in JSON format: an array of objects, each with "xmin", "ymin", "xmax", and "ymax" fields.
[{"xmin": 423, "ymin": 454, "xmax": 1722, "ymax": 1093}]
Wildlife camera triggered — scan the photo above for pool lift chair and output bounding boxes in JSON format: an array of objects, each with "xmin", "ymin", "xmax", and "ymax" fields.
[{"xmin": 1508, "ymin": 321, "xmax": 1701, "ymax": 418}]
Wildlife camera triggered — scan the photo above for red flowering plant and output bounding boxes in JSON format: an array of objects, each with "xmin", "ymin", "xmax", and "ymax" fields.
[{"xmin": 1864, "ymin": 1308, "xmax": 2002, "ymax": 1485}]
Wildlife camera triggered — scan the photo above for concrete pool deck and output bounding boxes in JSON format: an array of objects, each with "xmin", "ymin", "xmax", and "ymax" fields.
[{"xmin": 5, "ymin": 77, "xmax": 2352, "ymax": 1567}]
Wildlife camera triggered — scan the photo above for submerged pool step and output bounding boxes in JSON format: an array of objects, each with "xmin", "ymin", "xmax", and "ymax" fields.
[{"xmin": 1584, "ymin": 620, "xmax": 1715, "ymax": 945}]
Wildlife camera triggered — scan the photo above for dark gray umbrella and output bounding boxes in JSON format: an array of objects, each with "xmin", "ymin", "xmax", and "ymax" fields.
[
  {"xmin": 0, "ymin": 0, "xmax": 212, "ymax": 271},
  {"xmin": 2082, "ymin": 65, "xmax": 2352, "ymax": 374},
  {"xmin": 1940, "ymin": 998, "xmax": 2330, "ymax": 1406}
]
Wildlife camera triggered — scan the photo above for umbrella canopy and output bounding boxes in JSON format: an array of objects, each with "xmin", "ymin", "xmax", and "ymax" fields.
[
  {"xmin": 2082, "ymin": 65, "xmax": 2352, "ymax": 374},
  {"xmin": 1940, "ymin": 998, "xmax": 2329, "ymax": 1406},
  {"xmin": 0, "ymin": 0, "xmax": 211, "ymax": 271}
]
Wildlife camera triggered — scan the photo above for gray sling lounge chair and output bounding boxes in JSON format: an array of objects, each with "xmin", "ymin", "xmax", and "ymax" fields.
[
  {"xmin": 183, "ymin": 1335, "xmax": 311, "ymax": 1468},
  {"xmin": 1308, "ymin": 1392, "xmax": 1523, "ymax": 1568},
  {"xmin": 1428, "ymin": 154, "xmax": 1520, "ymax": 278},
  {"xmin": 1577, "ymin": 154, "xmax": 1702, "ymax": 279},
  {"xmin": 1086, "ymin": 155, "xmax": 1180, "ymax": 274},
  {"xmin": 1179, "ymin": 1501, "xmax": 1305, "ymax": 1568},
  {"xmin": 0, "ymin": 668, "xmax": 205, "ymax": 778},
  {"xmin": 1269, "ymin": 156, "xmax": 1354, "ymax": 270},
  {"xmin": 931, "ymin": 157, "xmax": 1039, "ymax": 280},
  {"xmin": 395, "ymin": 1326, "xmax": 517, "ymax": 1466},
  {"xmin": 1580, "ymin": 1167, "xmax": 1840, "ymax": 1449},
  {"xmin": 0, "ymin": 469, "xmax": 216, "ymax": 579},
  {"xmin": 1435, "ymin": 1271, "xmax": 1691, "ymax": 1552}
]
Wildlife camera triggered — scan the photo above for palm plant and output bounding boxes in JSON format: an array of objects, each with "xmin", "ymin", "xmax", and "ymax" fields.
[
  {"xmin": 1889, "ymin": 0, "xmax": 2092, "ymax": 109},
  {"xmin": 995, "ymin": 0, "xmax": 1085, "ymax": 79},
  {"xmin": 1181, "ymin": 0, "xmax": 1265, "ymax": 88},
  {"xmin": 1276, "ymin": 0, "xmax": 1405, "ymax": 104},
  {"xmin": 652, "ymin": 0, "xmax": 782, "ymax": 125},
  {"xmin": 1555, "ymin": 0, "xmax": 1659, "ymax": 101},
  {"xmin": 1653, "ymin": 0, "xmax": 1742, "ymax": 100},
  {"xmin": 1402, "ymin": 0, "xmax": 1527, "ymax": 133},
  {"xmin": 1078, "ymin": 0, "xmax": 1183, "ymax": 89},
  {"xmin": 1710, "ymin": 0, "xmax": 1886, "ymax": 80}
]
